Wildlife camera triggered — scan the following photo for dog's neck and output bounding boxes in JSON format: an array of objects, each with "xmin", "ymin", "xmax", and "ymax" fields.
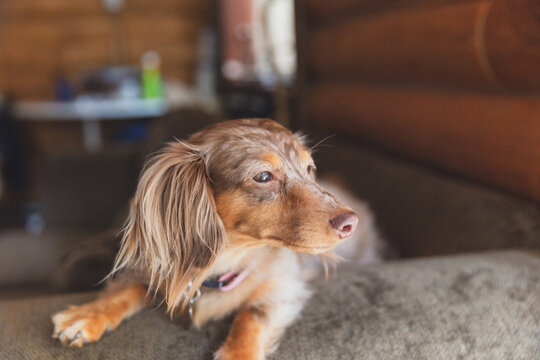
[
  {"xmin": 205, "ymin": 244, "xmax": 283, "ymax": 293},
  {"xmin": 202, "ymin": 269, "xmax": 251, "ymax": 291}
]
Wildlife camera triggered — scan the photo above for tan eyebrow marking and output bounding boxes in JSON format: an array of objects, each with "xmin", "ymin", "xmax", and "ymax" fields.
[
  {"xmin": 299, "ymin": 148, "xmax": 311, "ymax": 162},
  {"xmin": 262, "ymin": 152, "xmax": 283, "ymax": 168}
]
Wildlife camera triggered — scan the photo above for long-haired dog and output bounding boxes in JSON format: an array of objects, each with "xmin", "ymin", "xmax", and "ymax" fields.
[{"xmin": 51, "ymin": 119, "xmax": 381, "ymax": 359}]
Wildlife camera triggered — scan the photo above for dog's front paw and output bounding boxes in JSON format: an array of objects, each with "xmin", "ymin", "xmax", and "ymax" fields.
[{"xmin": 51, "ymin": 304, "xmax": 111, "ymax": 348}]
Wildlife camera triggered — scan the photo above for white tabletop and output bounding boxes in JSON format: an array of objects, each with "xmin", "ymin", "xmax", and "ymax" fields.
[
  {"xmin": 14, "ymin": 97, "xmax": 169, "ymax": 121},
  {"xmin": 12, "ymin": 83, "xmax": 219, "ymax": 151}
]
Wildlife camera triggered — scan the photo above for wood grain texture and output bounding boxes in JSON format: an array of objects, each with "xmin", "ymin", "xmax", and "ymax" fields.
[
  {"xmin": 308, "ymin": 0, "xmax": 540, "ymax": 91},
  {"xmin": 0, "ymin": 0, "xmax": 208, "ymax": 19},
  {"xmin": 307, "ymin": 83, "xmax": 540, "ymax": 202},
  {"xmin": 485, "ymin": 0, "xmax": 540, "ymax": 91},
  {"xmin": 305, "ymin": 0, "xmax": 476, "ymax": 24},
  {"xmin": 0, "ymin": 0, "xmax": 210, "ymax": 100}
]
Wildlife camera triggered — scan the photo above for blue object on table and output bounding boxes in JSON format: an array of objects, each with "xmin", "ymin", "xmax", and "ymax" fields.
[
  {"xmin": 55, "ymin": 77, "xmax": 75, "ymax": 101},
  {"xmin": 115, "ymin": 122, "xmax": 150, "ymax": 144}
]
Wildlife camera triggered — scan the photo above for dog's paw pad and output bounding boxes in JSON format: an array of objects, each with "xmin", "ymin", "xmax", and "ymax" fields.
[{"xmin": 51, "ymin": 305, "xmax": 110, "ymax": 347}]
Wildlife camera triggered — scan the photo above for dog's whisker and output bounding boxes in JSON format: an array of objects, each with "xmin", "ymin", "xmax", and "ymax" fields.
[{"xmin": 310, "ymin": 134, "xmax": 336, "ymax": 153}]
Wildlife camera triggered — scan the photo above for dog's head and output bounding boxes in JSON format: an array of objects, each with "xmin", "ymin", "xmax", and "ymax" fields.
[{"xmin": 113, "ymin": 119, "xmax": 358, "ymax": 312}]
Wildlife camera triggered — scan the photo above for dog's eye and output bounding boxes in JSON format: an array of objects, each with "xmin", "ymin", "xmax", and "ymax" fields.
[
  {"xmin": 253, "ymin": 171, "xmax": 273, "ymax": 183},
  {"xmin": 307, "ymin": 165, "xmax": 316, "ymax": 175}
]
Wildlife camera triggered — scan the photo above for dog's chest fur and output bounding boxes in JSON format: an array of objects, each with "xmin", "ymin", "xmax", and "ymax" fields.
[{"xmin": 192, "ymin": 246, "xmax": 306, "ymax": 327}]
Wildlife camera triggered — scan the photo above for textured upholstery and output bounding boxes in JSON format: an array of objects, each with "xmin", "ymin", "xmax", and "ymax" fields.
[{"xmin": 1, "ymin": 250, "xmax": 538, "ymax": 359}]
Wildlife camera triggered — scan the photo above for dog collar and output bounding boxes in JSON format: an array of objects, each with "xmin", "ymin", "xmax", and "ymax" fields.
[
  {"xmin": 185, "ymin": 270, "xmax": 250, "ymax": 321},
  {"xmin": 202, "ymin": 279, "xmax": 225, "ymax": 288},
  {"xmin": 202, "ymin": 270, "xmax": 250, "ymax": 292}
]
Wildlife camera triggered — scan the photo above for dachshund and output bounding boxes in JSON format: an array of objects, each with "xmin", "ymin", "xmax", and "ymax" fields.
[{"xmin": 51, "ymin": 118, "xmax": 381, "ymax": 360}]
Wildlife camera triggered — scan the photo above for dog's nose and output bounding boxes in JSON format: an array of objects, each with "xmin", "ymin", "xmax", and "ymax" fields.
[{"xmin": 330, "ymin": 212, "xmax": 359, "ymax": 239}]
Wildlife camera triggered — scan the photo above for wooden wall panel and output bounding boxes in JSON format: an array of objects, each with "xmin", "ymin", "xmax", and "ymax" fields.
[
  {"xmin": 0, "ymin": 0, "xmax": 211, "ymax": 100},
  {"xmin": 0, "ymin": 1, "xmax": 102, "ymax": 19},
  {"xmin": 0, "ymin": 0, "xmax": 209, "ymax": 19},
  {"xmin": 308, "ymin": 84, "xmax": 540, "ymax": 202},
  {"xmin": 305, "ymin": 0, "xmax": 475, "ymax": 24},
  {"xmin": 308, "ymin": 0, "xmax": 540, "ymax": 92},
  {"xmin": 297, "ymin": 0, "xmax": 540, "ymax": 202},
  {"xmin": 486, "ymin": 0, "xmax": 540, "ymax": 91}
]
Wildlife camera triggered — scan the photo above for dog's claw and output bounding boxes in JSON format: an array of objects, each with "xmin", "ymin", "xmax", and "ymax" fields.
[
  {"xmin": 69, "ymin": 334, "xmax": 84, "ymax": 348},
  {"xmin": 59, "ymin": 333, "xmax": 72, "ymax": 346}
]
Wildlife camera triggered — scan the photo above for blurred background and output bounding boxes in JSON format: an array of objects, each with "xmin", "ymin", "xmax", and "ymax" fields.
[{"xmin": 0, "ymin": 0, "xmax": 538, "ymax": 298}]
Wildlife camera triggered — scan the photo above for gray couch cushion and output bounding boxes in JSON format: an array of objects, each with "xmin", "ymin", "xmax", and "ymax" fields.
[{"xmin": 0, "ymin": 250, "xmax": 538, "ymax": 359}]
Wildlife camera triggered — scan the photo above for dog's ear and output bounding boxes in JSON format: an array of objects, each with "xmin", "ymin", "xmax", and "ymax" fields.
[
  {"xmin": 294, "ymin": 131, "xmax": 308, "ymax": 147},
  {"xmin": 111, "ymin": 141, "xmax": 226, "ymax": 314}
]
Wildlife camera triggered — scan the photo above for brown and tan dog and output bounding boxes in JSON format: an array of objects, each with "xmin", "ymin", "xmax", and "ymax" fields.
[{"xmin": 51, "ymin": 118, "xmax": 380, "ymax": 359}]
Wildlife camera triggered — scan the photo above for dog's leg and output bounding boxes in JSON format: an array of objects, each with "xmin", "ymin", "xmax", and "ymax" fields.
[
  {"xmin": 51, "ymin": 283, "xmax": 147, "ymax": 347},
  {"xmin": 215, "ymin": 288, "xmax": 310, "ymax": 360},
  {"xmin": 214, "ymin": 308, "xmax": 268, "ymax": 360}
]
